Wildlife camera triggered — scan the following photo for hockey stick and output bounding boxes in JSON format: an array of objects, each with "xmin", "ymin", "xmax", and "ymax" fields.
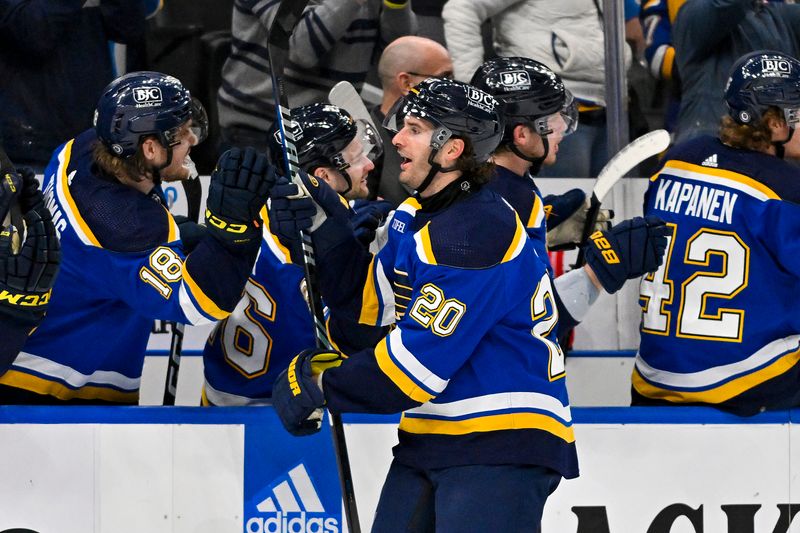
[
  {"xmin": 162, "ymin": 179, "xmax": 202, "ymax": 405},
  {"xmin": 329, "ymin": 81, "xmax": 377, "ymax": 129},
  {"xmin": 0, "ymin": 146, "xmax": 24, "ymax": 254},
  {"xmin": 268, "ymin": 3, "xmax": 361, "ymax": 532},
  {"xmin": 574, "ymin": 129, "xmax": 670, "ymax": 266}
]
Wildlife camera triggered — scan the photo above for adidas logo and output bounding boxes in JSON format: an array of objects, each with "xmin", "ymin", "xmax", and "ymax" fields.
[
  {"xmin": 701, "ymin": 154, "xmax": 718, "ymax": 168},
  {"xmin": 246, "ymin": 463, "xmax": 339, "ymax": 533}
]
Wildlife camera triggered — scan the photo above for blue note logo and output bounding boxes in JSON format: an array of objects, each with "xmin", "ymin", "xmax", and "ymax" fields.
[{"xmin": 245, "ymin": 463, "xmax": 339, "ymax": 533}]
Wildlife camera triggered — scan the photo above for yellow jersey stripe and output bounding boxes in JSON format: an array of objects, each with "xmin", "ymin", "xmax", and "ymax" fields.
[
  {"xmin": 0, "ymin": 370, "xmax": 138, "ymax": 403},
  {"xmin": 358, "ymin": 255, "xmax": 381, "ymax": 325},
  {"xmin": 262, "ymin": 206, "xmax": 292, "ymax": 263},
  {"xmin": 657, "ymin": 160, "xmax": 780, "ymax": 200},
  {"xmin": 501, "ymin": 218, "xmax": 526, "ymax": 263},
  {"xmin": 182, "ymin": 267, "xmax": 229, "ymax": 320},
  {"xmin": 375, "ymin": 338, "xmax": 434, "ymax": 403},
  {"xmin": 632, "ymin": 348, "xmax": 800, "ymax": 404},
  {"xmin": 661, "ymin": 46, "xmax": 675, "ymax": 80},
  {"xmin": 415, "ymin": 223, "xmax": 437, "ymax": 265},
  {"xmin": 58, "ymin": 140, "xmax": 102, "ymax": 247},
  {"xmin": 527, "ymin": 194, "xmax": 544, "ymax": 228},
  {"xmin": 165, "ymin": 208, "xmax": 178, "ymax": 242},
  {"xmin": 399, "ymin": 411, "xmax": 575, "ymax": 442}
]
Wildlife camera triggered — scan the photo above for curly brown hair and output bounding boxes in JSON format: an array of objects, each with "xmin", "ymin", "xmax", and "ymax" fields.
[
  {"xmin": 719, "ymin": 107, "xmax": 783, "ymax": 153},
  {"xmin": 452, "ymin": 136, "xmax": 496, "ymax": 184},
  {"xmin": 92, "ymin": 135, "xmax": 158, "ymax": 183}
]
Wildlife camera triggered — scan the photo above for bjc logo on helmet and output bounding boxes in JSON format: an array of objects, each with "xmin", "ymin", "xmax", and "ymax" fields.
[
  {"xmin": 133, "ymin": 87, "xmax": 163, "ymax": 104},
  {"xmin": 761, "ymin": 59, "xmax": 791, "ymax": 74},
  {"xmin": 500, "ymin": 71, "xmax": 531, "ymax": 88}
]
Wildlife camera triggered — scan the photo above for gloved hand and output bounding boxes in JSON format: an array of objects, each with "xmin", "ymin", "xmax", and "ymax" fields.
[
  {"xmin": 206, "ymin": 147, "xmax": 275, "ymax": 251},
  {"xmin": 545, "ymin": 189, "xmax": 613, "ymax": 250},
  {"xmin": 0, "ymin": 205, "xmax": 61, "ymax": 327},
  {"xmin": 272, "ymin": 348, "xmax": 344, "ymax": 436},
  {"xmin": 269, "ymin": 169, "xmax": 350, "ymax": 239},
  {"xmin": 16, "ymin": 166, "xmax": 44, "ymax": 213},
  {"xmin": 583, "ymin": 215, "xmax": 669, "ymax": 294},
  {"xmin": 268, "ymin": 177, "xmax": 318, "ymax": 248},
  {"xmin": 351, "ymin": 200, "xmax": 392, "ymax": 248},
  {"xmin": 0, "ymin": 166, "xmax": 22, "ymax": 224}
]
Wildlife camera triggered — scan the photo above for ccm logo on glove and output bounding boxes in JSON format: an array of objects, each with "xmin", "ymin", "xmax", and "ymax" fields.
[{"xmin": 589, "ymin": 230, "xmax": 620, "ymax": 264}]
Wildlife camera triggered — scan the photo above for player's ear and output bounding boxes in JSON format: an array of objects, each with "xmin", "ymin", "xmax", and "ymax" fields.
[
  {"xmin": 442, "ymin": 137, "xmax": 465, "ymax": 165},
  {"xmin": 513, "ymin": 124, "xmax": 530, "ymax": 145},
  {"xmin": 314, "ymin": 166, "xmax": 332, "ymax": 185},
  {"xmin": 140, "ymin": 137, "xmax": 161, "ymax": 162},
  {"xmin": 398, "ymin": 72, "xmax": 415, "ymax": 94}
]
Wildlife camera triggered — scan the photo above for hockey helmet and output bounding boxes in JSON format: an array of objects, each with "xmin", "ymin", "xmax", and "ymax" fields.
[
  {"xmin": 725, "ymin": 51, "xmax": 800, "ymax": 126},
  {"xmin": 269, "ymin": 103, "xmax": 382, "ymax": 173},
  {"xmin": 470, "ymin": 57, "xmax": 578, "ymax": 143},
  {"xmin": 383, "ymin": 77, "xmax": 504, "ymax": 163},
  {"xmin": 94, "ymin": 71, "xmax": 208, "ymax": 158}
]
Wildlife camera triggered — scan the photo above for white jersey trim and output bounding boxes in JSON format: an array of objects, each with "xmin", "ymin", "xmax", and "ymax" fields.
[
  {"xmin": 13, "ymin": 351, "xmax": 141, "ymax": 391},
  {"xmin": 405, "ymin": 391, "xmax": 573, "ymax": 423},
  {"xmin": 388, "ymin": 327, "xmax": 449, "ymax": 394}
]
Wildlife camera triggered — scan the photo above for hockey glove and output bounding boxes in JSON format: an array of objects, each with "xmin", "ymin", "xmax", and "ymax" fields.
[
  {"xmin": 268, "ymin": 177, "xmax": 318, "ymax": 248},
  {"xmin": 272, "ymin": 348, "xmax": 345, "ymax": 436},
  {"xmin": 270, "ymin": 169, "xmax": 350, "ymax": 235},
  {"xmin": 545, "ymin": 189, "xmax": 613, "ymax": 250},
  {"xmin": 16, "ymin": 166, "xmax": 45, "ymax": 213},
  {"xmin": 173, "ymin": 215, "xmax": 208, "ymax": 254},
  {"xmin": 0, "ymin": 205, "xmax": 61, "ymax": 327},
  {"xmin": 205, "ymin": 147, "xmax": 275, "ymax": 251},
  {"xmin": 0, "ymin": 166, "xmax": 22, "ymax": 223},
  {"xmin": 351, "ymin": 200, "xmax": 392, "ymax": 248},
  {"xmin": 583, "ymin": 215, "xmax": 669, "ymax": 294}
]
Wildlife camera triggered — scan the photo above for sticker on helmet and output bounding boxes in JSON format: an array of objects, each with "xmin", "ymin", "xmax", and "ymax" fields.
[
  {"xmin": 133, "ymin": 86, "xmax": 163, "ymax": 107},
  {"xmin": 499, "ymin": 70, "xmax": 532, "ymax": 90},
  {"xmin": 466, "ymin": 87, "xmax": 496, "ymax": 113}
]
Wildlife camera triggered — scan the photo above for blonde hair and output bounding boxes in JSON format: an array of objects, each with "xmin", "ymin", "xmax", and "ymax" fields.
[
  {"xmin": 719, "ymin": 107, "xmax": 783, "ymax": 152},
  {"xmin": 92, "ymin": 136, "xmax": 156, "ymax": 183}
]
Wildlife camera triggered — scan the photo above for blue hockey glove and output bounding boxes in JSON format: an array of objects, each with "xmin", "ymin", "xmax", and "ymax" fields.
[
  {"xmin": 16, "ymin": 166, "xmax": 44, "ymax": 213},
  {"xmin": 545, "ymin": 189, "xmax": 614, "ymax": 251},
  {"xmin": 351, "ymin": 200, "xmax": 392, "ymax": 247},
  {"xmin": 272, "ymin": 348, "xmax": 344, "ymax": 437},
  {"xmin": 268, "ymin": 177, "xmax": 317, "ymax": 247},
  {"xmin": 0, "ymin": 205, "xmax": 61, "ymax": 327},
  {"xmin": 206, "ymin": 147, "xmax": 276, "ymax": 251},
  {"xmin": 583, "ymin": 215, "xmax": 669, "ymax": 294}
]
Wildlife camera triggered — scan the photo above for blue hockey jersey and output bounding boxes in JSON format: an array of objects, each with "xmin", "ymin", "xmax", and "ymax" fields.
[
  {"xmin": 201, "ymin": 208, "xmax": 315, "ymax": 405},
  {"xmin": 485, "ymin": 165, "xmax": 551, "ymax": 274},
  {"xmin": 636, "ymin": 135, "xmax": 800, "ymax": 415},
  {"xmin": 0, "ymin": 130, "xmax": 254, "ymax": 403},
  {"xmin": 315, "ymin": 181, "xmax": 578, "ymax": 477}
]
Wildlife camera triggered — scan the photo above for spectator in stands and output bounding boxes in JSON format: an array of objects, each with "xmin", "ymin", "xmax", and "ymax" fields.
[
  {"xmin": 0, "ymin": 0, "xmax": 147, "ymax": 170},
  {"xmin": 671, "ymin": 0, "xmax": 800, "ymax": 144},
  {"xmin": 216, "ymin": 0, "xmax": 416, "ymax": 155},
  {"xmin": 639, "ymin": 0, "xmax": 685, "ymax": 133},
  {"xmin": 442, "ymin": 0, "xmax": 631, "ymax": 177},
  {"xmin": 370, "ymin": 35, "xmax": 453, "ymax": 205},
  {"xmin": 634, "ymin": 50, "xmax": 800, "ymax": 416}
]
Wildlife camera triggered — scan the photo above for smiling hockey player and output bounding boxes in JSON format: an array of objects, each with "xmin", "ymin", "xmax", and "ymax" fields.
[{"xmin": 0, "ymin": 71, "xmax": 275, "ymax": 404}]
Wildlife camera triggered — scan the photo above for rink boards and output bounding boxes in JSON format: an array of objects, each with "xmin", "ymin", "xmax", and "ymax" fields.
[{"xmin": 0, "ymin": 406, "xmax": 798, "ymax": 533}]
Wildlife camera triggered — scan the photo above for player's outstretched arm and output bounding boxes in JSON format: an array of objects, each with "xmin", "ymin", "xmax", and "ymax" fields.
[{"xmin": 544, "ymin": 189, "xmax": 613, "ymax": 251}]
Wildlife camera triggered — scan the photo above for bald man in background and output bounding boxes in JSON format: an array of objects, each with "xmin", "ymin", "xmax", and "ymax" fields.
[{"xmin": 369, "ymin": 36, "xmax": 453, "ymax": 205}]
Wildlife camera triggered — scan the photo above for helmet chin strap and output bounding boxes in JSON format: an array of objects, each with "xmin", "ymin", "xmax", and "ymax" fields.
[
  {"xmin": 150, "ymin": 144, "xmax": 175, "ymax": 184},
  {"xmin": 509, "ymin": 136, "xmax": 549, "ymax": 175},
  {"xmin": 336, "ymin": 168, "xmax": 352, "ymax": 196},
  {"xmin": 773, "ymin": 126, "xmax": 795, "ymax": 159},
  {"xmin": 415, "ymin": 148, "xmax": 458, "ymax": 195}
]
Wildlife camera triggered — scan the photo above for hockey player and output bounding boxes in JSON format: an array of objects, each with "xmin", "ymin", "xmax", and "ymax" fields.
[
  {"xmin": 269, "ymin": 78, "xmax": 669, "ymax": 529},
  {"xmin": 634, "ymin": 50, "xmax": 800, "ymax": 416},
  {"xmin": 0, "ymin": 71, "xmax": 276, "ymax": 404},
  {"xmin": 0, "ymin": 164, "xmax": 60, "ymax": 371},
  {"xmin": 201, "ymin": 103, "xmax": 383, "ymax": 406},
  {"xmin": 471, "ymin": 57, "xmax": 626, "ymax": 332}
]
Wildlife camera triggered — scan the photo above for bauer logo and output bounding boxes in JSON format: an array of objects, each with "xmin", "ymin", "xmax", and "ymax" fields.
[
  {"xmin": 245, "ymin": 463, "xmax": 339, "ymax": 533},
  {"xmin": 499, "ymin": 70, "xmax": 531, "ymax": 89},
  {"xmin": 132, "ymin": 86, "xmax": 163, "ymax": 106},
  {"xmin": 761, "ymin": 59, "xmax": 792, "ymax": 75}
]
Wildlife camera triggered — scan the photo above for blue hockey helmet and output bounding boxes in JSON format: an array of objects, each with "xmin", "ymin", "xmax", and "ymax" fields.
[
  {"xmin": 725, "ymin": 51, "xmax": 800, "ymax": 126},
  {"xmin": 470, "ymin": 56, "xmax": 578, "ymax": 143},
  {"xmin": 383, "ymin": 77, "xmax": 504, "ymax": 163},
  {"xmin": 94, "ymin": 71, "xmax": 208, "ymax": 158}
]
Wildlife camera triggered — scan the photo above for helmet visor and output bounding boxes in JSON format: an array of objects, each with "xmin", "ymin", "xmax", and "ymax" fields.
[
  {"xmin": 164, "ymin": 98, "xmax": 209, "ymax": 147},
  {"xmin": 357, "ymin": 118, "xmax": 383, "ymax": 161}
]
